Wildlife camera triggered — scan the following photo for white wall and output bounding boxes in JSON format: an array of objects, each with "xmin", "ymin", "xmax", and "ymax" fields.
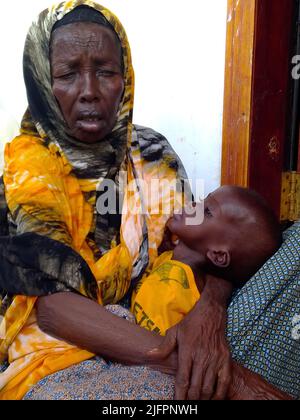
[{"xmin": 0, "ymin": 0, "xmax": 227, "ymax": 195}]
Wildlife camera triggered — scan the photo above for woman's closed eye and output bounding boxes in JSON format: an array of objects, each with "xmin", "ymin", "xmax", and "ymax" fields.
[
  {"xmin": 53, "ymin": 71, "xmax": 119, "ymax": 85},
  {"xmin": 53, "ymin": 70, "xmax": 76, "ymax": 81},
  {"xmin": 96, "ymin": 69, "xmax": 120, "ymax": 78},
  {"xmin": 58, "ymin": 72, "xmax": 76, "ymax": 80}
]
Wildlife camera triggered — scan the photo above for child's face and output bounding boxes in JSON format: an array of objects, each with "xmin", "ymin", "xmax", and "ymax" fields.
[
  {"xmin": 167, "ymin": 187, "xmax": 239, "ymax": 259},
  {"xmin": 165, "ymin": 186, "xmax": 279, "ymax": 282}
]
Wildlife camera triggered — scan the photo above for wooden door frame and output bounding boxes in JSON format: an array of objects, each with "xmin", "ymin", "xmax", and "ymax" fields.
[
  {"xmin": 222, "ymin": 0, "xmax": 256, "ymax": 188},
  {"xmin": 221, "ymin": 0, "xmax": 296, "ymax": 217}
]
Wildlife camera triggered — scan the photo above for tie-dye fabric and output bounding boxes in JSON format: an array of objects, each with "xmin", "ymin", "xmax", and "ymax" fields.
[{"xmin": 0, "ymin": 1, "xmax": 189, "ymax": 399}]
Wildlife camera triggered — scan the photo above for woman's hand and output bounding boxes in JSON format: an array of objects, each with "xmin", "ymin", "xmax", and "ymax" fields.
[{"xmin": 147, "ymin": 275, "xmax": 233, "ymax": 400}]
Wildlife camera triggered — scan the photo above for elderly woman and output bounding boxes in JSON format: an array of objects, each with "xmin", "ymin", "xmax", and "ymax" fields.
[{"xmin": 0, "ymin": 1, "xmax": 298, "ymax": 400}]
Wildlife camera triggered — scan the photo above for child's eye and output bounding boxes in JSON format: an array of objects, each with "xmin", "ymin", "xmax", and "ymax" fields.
[{"xmin": 204, "ymin": 207, "xmax": 213, "ymax": 218}]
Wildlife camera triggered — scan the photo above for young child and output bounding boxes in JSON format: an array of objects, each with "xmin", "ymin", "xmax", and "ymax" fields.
[{"xmin": 131, "ymin": 186, "xmax": 282, "ymax": 335}]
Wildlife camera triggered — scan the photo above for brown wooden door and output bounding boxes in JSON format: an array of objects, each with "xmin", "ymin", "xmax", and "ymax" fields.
[
  {"xmin": 248, "ymin": 0, "xmax": 296, "ymax": 217},
  {"xmin": 222, "ymin": 0, "xmax": 297, "ymax": 219}
]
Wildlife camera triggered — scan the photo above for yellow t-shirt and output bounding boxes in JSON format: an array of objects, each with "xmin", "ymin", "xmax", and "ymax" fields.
[{"xmin": 131, "ymin": 251, "xmax": 201, "ymax": 336}]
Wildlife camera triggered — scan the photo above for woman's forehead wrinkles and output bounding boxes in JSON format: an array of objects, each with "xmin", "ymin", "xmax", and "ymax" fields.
[{"xmin": 54, "ymin": 33, "xmax": 107, "ymax": 52}]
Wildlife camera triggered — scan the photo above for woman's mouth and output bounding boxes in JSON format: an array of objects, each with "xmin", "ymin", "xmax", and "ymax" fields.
[{"xmin": 76, "ymin": 112, "xmax": 104, "ymax": 133}]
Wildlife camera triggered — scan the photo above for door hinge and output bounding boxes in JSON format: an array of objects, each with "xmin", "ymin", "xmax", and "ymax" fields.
[{"xmin": 280, "ymin": 172, "xmax": 300, "ymax": 221}]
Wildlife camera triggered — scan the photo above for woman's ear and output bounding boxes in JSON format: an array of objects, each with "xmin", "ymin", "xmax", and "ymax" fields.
[{"xmin": 206, "ymin": 249, "xmax": 231, "ymax": 268}]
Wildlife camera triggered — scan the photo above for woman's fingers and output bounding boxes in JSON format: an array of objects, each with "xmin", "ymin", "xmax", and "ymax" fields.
[
  {"xmin": 199, "ymin": 365, "xmax": 216, "ymax": 400},
  {"xmin": 187, "ymin": 353, "xmax": 214, "ymax": 400},
  {"xmin": 213, "ymin": 362, "xmax": 232, "ymax": 400},
  {"xmin": 174, "ymin": 347, "xmax": 193, "ymax": 400},
  {"xmin": 185, "ymin": 348, "xmax": 231, "ymax": 400},
  {"xmin": 186, "ymin": 360, "xmax": 204, "ymax": 400}
]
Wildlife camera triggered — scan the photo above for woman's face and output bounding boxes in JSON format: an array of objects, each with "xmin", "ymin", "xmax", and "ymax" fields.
[{"xmin": 51, "ymin": 22, "xmax": 124, "ymax": 144}]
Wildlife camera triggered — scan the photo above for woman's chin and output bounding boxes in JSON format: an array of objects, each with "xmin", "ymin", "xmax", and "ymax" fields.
[
  {"xmin": 66, "ymin": 118, "xmax": 117, "ymax": 144},
  {"xmin": 69, "ymin": 128, "xmax": 108, "ymax": 144},
  {"xmin": 76, "ymin": 135, "xmax": 106, "ymax": 144}
]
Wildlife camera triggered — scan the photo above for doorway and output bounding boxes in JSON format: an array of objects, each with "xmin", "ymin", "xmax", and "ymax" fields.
[{"xmin": 222, "ymin": 0, "xmax": 300, "ymax": 221}]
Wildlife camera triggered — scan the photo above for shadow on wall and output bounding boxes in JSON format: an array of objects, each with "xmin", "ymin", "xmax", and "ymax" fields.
[{"xmin": 0, "ymin": 109, "xmax": 20, "ymax": 174}]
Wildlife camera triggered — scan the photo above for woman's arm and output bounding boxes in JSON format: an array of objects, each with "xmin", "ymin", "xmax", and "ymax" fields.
[
  {"xmin": 37, "ymin": 292, "xmax": 293, "ymax": 400},
  {"xmin": 36, "ymin": 292, "xmax": 176, "ymax": 372},
  {"xmin": 229, "ymin": 363, "xmax": 294, "ymax": 400}
]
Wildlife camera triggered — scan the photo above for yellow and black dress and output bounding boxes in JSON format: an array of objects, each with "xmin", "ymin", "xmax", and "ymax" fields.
[{"xmin": 0, "ymin": 1, "xmax": 190, "ymax": 399}]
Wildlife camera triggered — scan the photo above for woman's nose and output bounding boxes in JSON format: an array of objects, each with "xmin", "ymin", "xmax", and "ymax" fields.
[{"xmin": 79, "ymin": 73, "xmax": 100, "ymax": 103}]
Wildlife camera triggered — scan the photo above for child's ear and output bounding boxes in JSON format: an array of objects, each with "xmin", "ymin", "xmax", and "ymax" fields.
[{"xmin": 206, "ymin": 249, "xmax": 231, "ymax": 268}]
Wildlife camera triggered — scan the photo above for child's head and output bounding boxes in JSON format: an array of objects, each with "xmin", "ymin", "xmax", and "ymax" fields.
[{"xmin": 167, "ymin": 186, "xmax": 282, "ymax": 286}]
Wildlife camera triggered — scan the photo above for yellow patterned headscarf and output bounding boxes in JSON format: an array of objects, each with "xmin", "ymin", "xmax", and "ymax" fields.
[{"xmin": 21, "ymin": 0, "xmax": 135, "ymax": 254}]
